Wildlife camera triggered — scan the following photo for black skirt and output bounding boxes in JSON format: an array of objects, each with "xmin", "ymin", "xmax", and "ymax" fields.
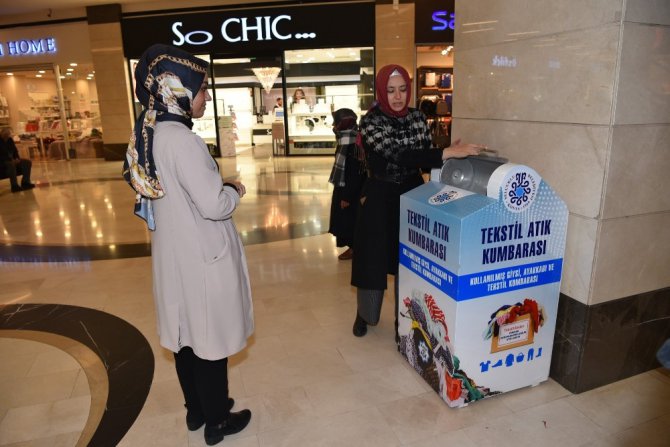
[{"xmin": 351, "ymin": 175, "xmax": 424, "ymax": 290}]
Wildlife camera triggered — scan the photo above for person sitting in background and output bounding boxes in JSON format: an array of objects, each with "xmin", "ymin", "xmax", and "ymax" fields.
[
  {"xmin": 0, "ymin": 127, "xmax": 35, "ymax": 193},
  {"xmin": 328, "ymin": 108, "xmax": 366, "ymax": 261},
  {"xmin": 274, "ymin": 97, "xmax": 283, "ymax": 109}
]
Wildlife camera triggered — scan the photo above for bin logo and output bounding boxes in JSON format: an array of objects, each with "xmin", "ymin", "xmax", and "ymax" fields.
[
  {"xmin": 428, "ymin": 187, "xmax": 471, "ymax": 205},
  {"xmin": 502, "ymin": 170, "xmax": 540, "ymax": 213}
]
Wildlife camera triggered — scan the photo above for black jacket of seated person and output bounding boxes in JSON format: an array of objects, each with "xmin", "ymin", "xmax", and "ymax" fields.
[{"xmin": 0, "ymin": 129, "xmax": 34, "ymax": 192}]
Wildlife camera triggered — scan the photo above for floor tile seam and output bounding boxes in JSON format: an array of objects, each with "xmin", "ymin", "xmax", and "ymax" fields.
[
  {"xmin": 0, "ymin": 430, "xmax": 81, "ymax": 446},
  {"xmin": 560, "ymin": 395, "xmax": 624, "ymax": 436},
  {"xmin": 0, "ymin": 228, "xmax": 331, "ymax": 262},
  {"xmin": 642, "ymin": 369, "xmax": 670, "ymax": 390},
  {"xmin": 238, "ymin": 367, "xmax": 358, "ymax": 401},
  {"xmin": 252, "ymin": 402, "xmax": 400, "ymax": 437}
]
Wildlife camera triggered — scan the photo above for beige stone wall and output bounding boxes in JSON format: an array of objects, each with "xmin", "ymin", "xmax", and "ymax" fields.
[
  {"xmin": 375, "ymin": 3, "xmax": 415, "ymax": 76},
  {"xmin": 87, "ymin": 22, "xmax": 134, "ymax": 146},
  {"xmin": 452, "ymin": 0, "xmax": 670, "ymax": 304}
]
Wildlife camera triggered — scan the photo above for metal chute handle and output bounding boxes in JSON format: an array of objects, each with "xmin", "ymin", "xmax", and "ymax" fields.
[{"xmin": 478, "ymin": 148, "xmax": 499, "ymax": 157}]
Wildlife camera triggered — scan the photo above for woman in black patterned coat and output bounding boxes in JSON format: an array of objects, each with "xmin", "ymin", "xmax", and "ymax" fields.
[{"xmin": 350, "ymin": 64, "xmax": 486, "ymax": 340}]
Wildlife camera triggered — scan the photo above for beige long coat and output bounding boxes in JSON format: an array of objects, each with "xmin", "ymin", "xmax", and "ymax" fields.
[{"xmin": 150, "ymin": 121, "xmax": 253, "ymax": 360}]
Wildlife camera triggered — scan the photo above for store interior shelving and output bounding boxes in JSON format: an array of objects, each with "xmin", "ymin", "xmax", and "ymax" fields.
[{"xmin": 416, "ymin": 66, "xmax": 453, "ymax": 149}]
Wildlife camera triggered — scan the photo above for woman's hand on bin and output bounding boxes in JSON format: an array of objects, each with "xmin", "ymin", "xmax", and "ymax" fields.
[{"xmin": 442, "ymin": 138, "xmax": 488, "ymax": 161}]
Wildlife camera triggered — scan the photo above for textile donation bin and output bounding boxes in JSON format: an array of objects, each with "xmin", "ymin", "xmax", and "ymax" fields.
[{"xmin": 398, "ymin": 154, "xmax": 568, "ymax": 408}]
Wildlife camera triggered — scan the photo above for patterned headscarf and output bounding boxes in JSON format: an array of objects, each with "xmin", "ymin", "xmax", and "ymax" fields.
[
  {"xmin": 122, "ymin": 44, "xmax": 209, "ymax": 230},
  {"xmin": 375, "ymin": 64, "xmax": 412, "ymax": 118}
]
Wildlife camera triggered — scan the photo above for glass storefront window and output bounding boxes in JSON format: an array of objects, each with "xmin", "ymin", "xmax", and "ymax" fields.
[
  {"xmin": 212, "ymin": 55, "xmax": 283, "ymax": 155},
  {"xmin": 0, "ymin": 64, "xmax": 101, "ymax": 161},
  {"xmin": 283, "ymin": 47, "xmax": 374, "ymax": 155},
  {"xmin": 129, "ymin": 48, "xmax": 373, "ymax": 157}
]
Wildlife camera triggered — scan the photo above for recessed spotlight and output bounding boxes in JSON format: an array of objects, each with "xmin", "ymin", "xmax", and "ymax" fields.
[
  {"xmin": 66, "ymin": 73, "xmax": 72, "ymax": 76},
  {"xmin": 66, "ymin": 68, "xmax": 74, "ymax": 72},
  {"xmin": 36, "ymin": 74, "xmax": 42, "ymax": 78},
  {"xmin": 38, "ymin": 70, "xmax": 45, "ymax": 74},
  {"xmin": 70, "ymin": 62, "xmax": 78, "ymax": 67}
]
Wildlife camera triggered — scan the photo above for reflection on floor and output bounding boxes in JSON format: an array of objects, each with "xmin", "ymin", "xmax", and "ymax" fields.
[{"xmin": 1, "ymin": 145, "xmax": 669, "ymax": 446}]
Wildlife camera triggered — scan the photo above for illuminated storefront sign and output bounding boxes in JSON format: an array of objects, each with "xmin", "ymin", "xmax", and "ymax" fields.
[
  {"xmin": 121, "ymin": 2, "xmax": 374, "ymax": 58},
  {"xmin": 171, "ymin": 15, "xmax": 297, "ymax": 45},
  {"xmin": 432, "ymin": 10, "xmax": 455, "ymax": 31},
  {"xmin": 415, "ymin": 0, "xmax": 455, "ymax": 44},
  {"xmin": 0, "ymin": 37, "xmax": 57, "ymax": 57}
]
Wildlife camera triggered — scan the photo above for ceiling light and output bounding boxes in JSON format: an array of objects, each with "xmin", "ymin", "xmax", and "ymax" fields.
[
  {"xmin": 441, "ymin": 46, "xmax": 454, "ymax": 56},
  {"xmin": 252, "ymin": 67, "xmax": 281, "ymax": 93},
  {"xmin": 38, "ymin": 70, "xmax": 45, "ymax": 74},
  {"xmin": 70, "ymin": 62, "xmax": 78, "ymax": 66},
  {"xmin": 7, "ymin": 73, "xmax": 13, "ymax": 76},
  {"xmin": 66, "ymin": 68, "xmax": 74, "ymax": 72},
  {"xmin": 36, "ymin": 74, "xmax": 42, "ymax": 78}
]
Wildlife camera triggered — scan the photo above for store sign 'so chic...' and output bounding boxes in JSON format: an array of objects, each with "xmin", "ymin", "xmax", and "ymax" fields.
[{"xmin": 171, "ymin": 15, "xmax": 318, "ymax": 46}]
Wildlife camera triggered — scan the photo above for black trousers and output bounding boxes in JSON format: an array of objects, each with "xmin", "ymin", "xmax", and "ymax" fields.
[
  {"xmin": 4, "ymin": 159, "xmax": 31, "ymax": 188},
  {"xmin": 174, "ymin": 347, "xmax": 229, "ymax": 425}
]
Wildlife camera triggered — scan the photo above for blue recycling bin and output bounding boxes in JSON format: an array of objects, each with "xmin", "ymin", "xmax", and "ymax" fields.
[{"xmin": 398, "ymin": 157, "xmax": 568, "ymax": 407}]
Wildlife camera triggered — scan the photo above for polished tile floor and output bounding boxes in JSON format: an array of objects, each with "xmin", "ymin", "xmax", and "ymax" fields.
[{"xmin": 1, "ymin": 145, "xmax": 669, "ymax": 446}]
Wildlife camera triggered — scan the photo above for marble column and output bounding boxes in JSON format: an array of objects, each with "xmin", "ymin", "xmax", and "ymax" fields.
[
  {"xmin": 375, "ymin": 2, "xmax": 415, "ymax": 75},
  {"xmin": 452, "ymin": 0, "xmax": 670, "ymax": 392},
  {"xmin": 87, "ymin": 4, "xmax": 134, "ymax": 161}
]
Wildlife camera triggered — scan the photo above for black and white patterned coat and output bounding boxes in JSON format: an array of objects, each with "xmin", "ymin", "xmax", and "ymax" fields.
[{"xmin": 351, "ymin": 106, "xmax": 443, "ymax": 290}]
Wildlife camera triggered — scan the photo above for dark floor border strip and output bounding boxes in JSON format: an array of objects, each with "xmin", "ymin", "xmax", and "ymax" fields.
[
  {"xmin": 550, "ymin": 287, "xmax": 670, "ymax": 393},
  {"xmin": 2, "ymin": 170, "xmax": 330, "ymax": 196},
  {"xmin": 0, "ymin": 304, "xmax": 154, "ymax": 446},
  {"xmin": 0, "ymin": 221, "xmax": 326, "ymax": 262}
]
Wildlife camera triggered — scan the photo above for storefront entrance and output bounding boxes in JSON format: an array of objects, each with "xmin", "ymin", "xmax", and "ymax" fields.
[
  {"xmin": 121, "ymin": 0, "xmax": 375, "ymax": 156},
  {"xmin": 207, "ymin": 48, "xmax": 373, "ymax": 156},
  {"xmin": 0, "ymin": 64, "xmax": 101, "ymax": 161}
]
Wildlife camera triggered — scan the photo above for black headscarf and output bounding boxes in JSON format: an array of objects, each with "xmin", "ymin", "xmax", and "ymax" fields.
[{"xmin": 122, "ymin": 44, "xmax": 209, "ymax": 230}]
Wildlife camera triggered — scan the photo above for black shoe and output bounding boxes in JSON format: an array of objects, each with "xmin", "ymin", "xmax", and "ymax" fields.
[
  {"xmin": 21, "ymin": 183, "xmax": 35, "ymax": 190},
  {"xmin": 204, "ymin": 409, "xmax": 252, "ymax": 445},
  {"xmin": 186, "ymin": 398, "xmax": 235, "ymax": 431},
  {"xmin": 11, "ymin": 185, "xmax": 22, "ymax": 193},
  {"xmin": 353, "ymin": 313, "xmax": 367, "ymax": 337}
]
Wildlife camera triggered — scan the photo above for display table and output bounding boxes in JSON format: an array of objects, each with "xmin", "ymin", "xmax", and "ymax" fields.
[
  {"xmin": 48, "ymin": 141, "xmax": 67, "ymax": 159},
  {"xmin": 289, "ymin": 134, "xmax": 336, "ymax": 155},
  {"xmin": 251, "ymin": 123, "xmax": 272, "ymax": 145},
  {"xmin": 271, "ymin": 122, "xmax": 285, "ymax": 156}
]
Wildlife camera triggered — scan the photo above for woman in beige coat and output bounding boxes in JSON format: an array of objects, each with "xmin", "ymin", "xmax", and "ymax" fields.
[{"xmin": 123, "ymin": 44, "xmax": 253, "ymax": 446}]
